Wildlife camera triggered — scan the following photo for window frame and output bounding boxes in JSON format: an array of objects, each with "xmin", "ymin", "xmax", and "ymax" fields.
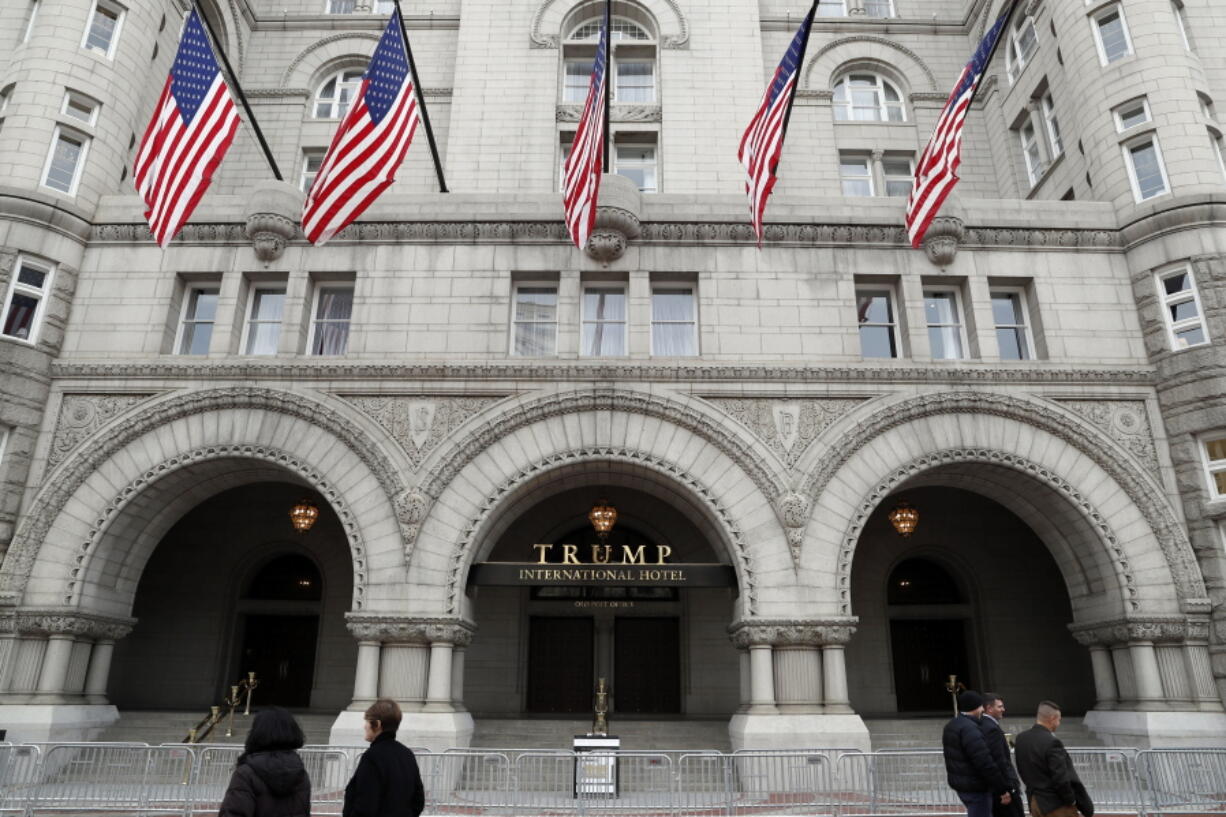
[
  {"xmin": 1, "ymin": 255, "xmax": 56, "ymax": 346},
  {"xmin": 510, "ymin": 282, "xmax": 559, "ymax": 357},
  {"xmin": 855, "ymin": 285, "xmax": 900, "ymax": 359},
  {"xmin": 1172, "ymin": 0, "xmax": 1191, "ymax": 51},
  {"xmin": 1006, "ymin": 15, "xmax": 1039, "ymax": 83},
  {"xmin": 817, "ymin": 0, "xmax": 847, "ymax": 16},
  {"xmin": 839, "ymin": 153, "xmax": 874, "ymax": 196},
  {"xmin": 989, "ymin": 286, "xmax": 1035, "ymax": 361},
  {"xmin": 1155, "ymin": 265, "xmax": 1209, "ymax": 351},
  {"xmin": 306, "ymin": 283, "xmax": 355, "ymax": 356},
  {"xmin": 922, "ymin": 285, "xmax": 968, "ymax": 361},
  {"xmin": 299, "ymin": 149, "xmax": 325, "ymax": 193},
  {"xmin": 612, "ymin": 139, "xmax": 658, "ymax": 193},
  {"xmin": 61, "ymin": 90, "xmax": 100, "ymax": 127},
  {"xmin": 40, "ymin": 125, "xmax": 90, "ymax": 196},
  {"xmin": 240, "ymin": 285, "xmax": 287, "ymax": 356},
  {"xmin": 1113, "ymin": 97, "xmax": 1151, "ymax": 133},
  {"xmin": 882, "ymin": 155, "xmax": 915, "ymax": 197},
  {"xmin": 863, "ymin": 0, "xmax": 895, "ymax": 19},
  {"xmin": 580, "ymin": 284, "xmax": 628, "ymax": 357},
  {"xmin": 1019, "ymin": 118, "xmax": 1044, "ymax": 188},
  {"xmin": 1122, "ymin": 133, "xmax": 1170, "ymax": 203},
  {"xmin": 1199, "ymin": 433, "xmax": 1226, "ymax": 500},
  {"xmin": 313, "ymin": 67, "xmax": 365, "ymax": 120},
  {"xmin": 1090, "ymin": 3, "xmax": 1134, "ymax": 66},
  {"xmin": 833, "ymin": 72, "xmax": 906, "ymax": 123},
  {"xmin": 22, "ymin": 0, "xmax": 40, "ymax": 43},
  {"xmin": 81, "ymin": 0, "xmax": 125, "ymax": 59},
  {"xmin": 1041, "ymin": 92, "xmax": 1063, "ymax": 158},
  {"xmin": 649, "ymin": 284, "xmax": 698, "ymax": 357},
  {"xmin": 174, "ymin": 284, "xmax": 220, "ymax": 355}
]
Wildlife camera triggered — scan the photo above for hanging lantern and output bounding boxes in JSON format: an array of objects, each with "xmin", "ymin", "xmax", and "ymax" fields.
[
  {"xmin": 588, "ymin": 499, "xmax": 618, "ymax": 541},
  {"xmin": 888, "ymin": 501, "xmax": 919, "ymax": 537},
  {"xmin": 289, "ymin": 498, "xmax": 320, "ymax": 533}
]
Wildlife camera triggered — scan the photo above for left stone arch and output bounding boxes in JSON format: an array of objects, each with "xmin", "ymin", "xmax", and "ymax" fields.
[{"xmin": 530, "ymin": 0, "xmax": 689, "ymax": 48}]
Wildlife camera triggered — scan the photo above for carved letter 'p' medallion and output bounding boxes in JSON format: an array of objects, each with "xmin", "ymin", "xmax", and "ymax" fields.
[
  {"xmin": 772, "ymin": 402, "xmax": 801, "ymax": 452},
  {"xmin": 408, "ymin": 401, "xmax": 436, "ymax": 451}
]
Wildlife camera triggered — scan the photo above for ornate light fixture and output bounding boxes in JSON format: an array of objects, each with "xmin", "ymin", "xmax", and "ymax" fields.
[
  {"xmin": 888, "ymin": 501, "xmax": 919, "ymax": 538},
  {"xmin": 588, "ymin": 499, "xmax": 618, "ymax": 542},
  {"xmin": 289, "ymin": 498, "xmax": 320, "ymax": 533}
]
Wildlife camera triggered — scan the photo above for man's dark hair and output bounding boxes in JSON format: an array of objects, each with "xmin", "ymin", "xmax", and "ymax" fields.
[
  {"xmin": 243, "ymin": 706, "xmax": 305, "ymax": 755},
  {"xmin": 982, "ymin": 692, "xmax": 1002, "ymax": 707},
  {"xmin": 365, "ymin": 698, "xmax": 403, "ymax": 733}
]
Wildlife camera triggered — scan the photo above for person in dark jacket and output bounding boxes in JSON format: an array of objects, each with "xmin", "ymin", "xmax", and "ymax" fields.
[
  {"xmin": 343, "ymin": 698, "xmax": 425, "ymax": 817},
  {"xmin": 979, "ymin": 693, "xmax": 1023, "ymax": 817},
  {"xmin": 218, "ymin": 706, "xmax": 311, "ymax": 817},
  {"xmin": 942, "ymin": 690, "xmax": 1013, "ymax": 817},
  {"xmin": 1015, "ymin": 700, "xmax": 1094, "ymax": 817}
]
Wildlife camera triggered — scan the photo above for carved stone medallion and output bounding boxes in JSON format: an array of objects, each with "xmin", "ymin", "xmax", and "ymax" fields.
[
  {"xmin": 48, "ymin": 394, "xmax": 156, "ymax": 471},
  {"xmin": 340, "ymin": 395, "xmax": 502, "ymax": 468},
  {"xmin": 705, "ymin": 397, "xmax": 863, "ymax": 469},
  {"xmin": 1056, "ymin": 399, "xmax": 1161, "ymax": 478}
]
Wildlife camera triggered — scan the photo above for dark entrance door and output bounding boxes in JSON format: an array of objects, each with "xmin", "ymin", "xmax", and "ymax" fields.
[
  {"xmin": 527, "ymin": 617, "xmax": 594, "ymax": 713},
  {"xmin": 614, "ymin": 617, "xmax": 681, "ymax": 714},
  {"xmin": 239, "ymin": 615, "xmax": 318, "ymax": 708},
  {"xmin": 890, "ymin": 619, "xmax": 970, "ymax": 712}
]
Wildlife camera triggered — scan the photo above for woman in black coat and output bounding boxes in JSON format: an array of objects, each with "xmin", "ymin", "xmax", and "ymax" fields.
[{"xmin": 218, "ymin": 707, "xmax": 312, "ymax": 817}]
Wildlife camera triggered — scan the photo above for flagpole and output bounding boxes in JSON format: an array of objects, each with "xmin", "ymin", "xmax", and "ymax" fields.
[
  {"xmin": 777, "ymin": 0, "xmax": 818, "ymax": 143},
  {"xmin": 190, "ymin": 0, "xmax": 283, "ymax": 181},
  {"xmin": 966, "ymin": 0, "xmax": 1022, "ymax": 109},
  {"xmin": 394, "ymin": 0, "xmax": 449, "ymax": 193},
  {"xmin": 601, "ymin": 0, "xmax": 611, "ymax": 171}
]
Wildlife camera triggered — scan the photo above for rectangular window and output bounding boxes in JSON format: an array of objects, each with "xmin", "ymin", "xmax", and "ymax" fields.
[
  {"xmin": 923, "ymin": 288, "xmax": 965, "ymax": 360},
  {"xmin": 1124, "ymin": 137, "xmax": 1169, "ymax": 202},
  {"xmin": 563, "ymin": 59, "xmax": 591, "ymax": 103},
  {"xmin": 1020, "ymin": 119, "xmax": 1043, "ymax": 187},
  {"xmin": 1201, "ymin": 435, "xmax": 1226, "ymax": 499},
  {"xmin": 1172, "ymin": 1, "xmax": 1191, "ymax": 50},
  {"xmin": 615, "ymin": 61, "xmax": 654, "ymax": 103},
  {"xmin": 176, "ymin": 286, "xmax": 219, "ymax": 355},
  {"xmin": 581, "ymin": 286, "xmax": 627, "ymax": 356},
  {"xmin": 1092, "ymin": 4, "xmax": 1133, "ymax": 65},
  {"xmin": 0, "ymin": 427, "xmax": 8, "ymax": 472},
  {"xmin": 22, "ymin": 0, "xmax": 40, "ymax": 43},
  {"xmin": 651, "ymin": 287, "xmax": 697, "ymax": 356},
  {"xmin": 243, "ymin": 288, "xmax": 285, "ymax": 355},
  {"xmin": 1114, "ymin": 98, "xmax": 1150, "ymax": 132},
  {"xmin": 614, "ymin": 142, "xmax": 657, "ymax": 193},
  {"xmin": 990, "ymin": 288, "xmax": 1032, "ymax": 360},
  {"xmin": 817, "ymin": 1, "xmax": 846, "ymax": 16},
  {"xmin": 855, "ymin": 287, "xmax": 898, "ymax": 359},
  {"xmin": 1156, "ymin": 266, "xmax": 1209, "ymax": 350},
  {"xmin": 309, "ymin": 285, "xmax": 354, "ymax": 355},
  {"xmin": 863, "ymin": 0, "xmax": 894, "ymax": 18},
  {"xmin": 62, "ymin": 90, "xmax": 99, "ymax": 126},
  {"xmin": 840, "ymin": 154, "xmax": 873, "ymax": 196},
  {"xmin": 326, "ymin": 0, "xmax": 356, "ymax": 12},
  {"xmin": 512, "ymin": 285, "xmax": 557, "ymax": 356},
  {"xmin": 1042, "ymin": 93, "xmax": 1063, "ymax": 157},
  {"xmin": 41, "ymin": 126, "xmax": 89, "ymax": 195},
  {"xmin": 82, "ymin": 0, "xmax": 123, "ymax": 58},
  {"xmin": 1213, "ymin": 131, "xmax": 1226, "ymax": 183},
  {"xmin": 2, "ymin": 256, "xmax": 54, "ymax": 344},
  {"xmin": 300, "ymin": 150, "xmax": 324, "ymax": 193},
  {"xmin": 883, "ymin": 156, "xmax": 914, "ymax": 197}
]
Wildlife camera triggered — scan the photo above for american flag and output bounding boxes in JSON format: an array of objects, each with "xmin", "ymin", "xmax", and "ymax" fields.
[
  {"xmin": 739, "ymin": 3, "xmax": 815, "ymax": 246},
  {"xmin": 905, "ymin": 9, "xmax": 1011, "ymax": 248},
  {"xmin": 133, "ymin": 8, "xmax": 239, "ymax": 248},
  {"xmin": 562, "ymin": 7, "xmax": 609, "ymax": 249},
  {"xmin": 303, "ymin": 13, "xmax": 420, "ymax": 245}
]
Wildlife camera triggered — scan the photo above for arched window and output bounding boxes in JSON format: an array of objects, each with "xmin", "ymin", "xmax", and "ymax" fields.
[
  {"xmin": 832, "ymin": 73, "xmax": 905, "ymax": 122},
  {"xmin": 562, "ymin": 12, "xmax": 657, "ymax": 104},
  {"xmin": 1005, "ymin": 15, "xmax": 1038, "ymax": 82},
  {"xmin": 314, "ymin": 67, "xmax": 364, "ymax": 119}
]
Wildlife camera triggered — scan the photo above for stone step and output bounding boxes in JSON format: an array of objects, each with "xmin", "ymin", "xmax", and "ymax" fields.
[
  {"xmin": 470, "ymin": 717, "xmax": 732, "ymax": 753},
  {"xmin": 98, "ymin": 710, "xmax": 339, "ymax": 746},
  {"xmin": 864, "ymin": 717, "xmax": 1104, "ymax": 749}
]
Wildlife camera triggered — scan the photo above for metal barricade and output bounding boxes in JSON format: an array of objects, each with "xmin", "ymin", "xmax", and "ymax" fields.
[
  {"xmin": 836, "ymin": 750, "xmax": 964, "ymax": 816},
  {"xmin": 677, "ymin": 753, "xmax": 732, "ymax": 816},
  {"xmin": 0, "ymin": 744, "xmax": 41, "ymax": 817},
  {"xmin": 513, "ymin": 751, "xmax": 582, "ymax": 817},
  {"xmin": 1066, "ymin": 748, "xmax": 1141, "ymax": 816},
  {"xmin": 421, "ymin": 750, "xmax": 512, "ymax": 816},
  {"xmin": 1137, "ymin": 748, "xmax": 1226, "ymax": 816},
  {"xmin": 727, "ymin": 751, "xmax": 837, "ymax": 816},
  {"xmin": 31, "ymin": 743, "xmax": 194, "ymax": 814}
]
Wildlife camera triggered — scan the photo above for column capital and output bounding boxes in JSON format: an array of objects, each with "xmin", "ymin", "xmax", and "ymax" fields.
[
  {"xmin": 0, "ymin": 608, "xmax": 135, "ymax": 640},
  {"xmin": 728, "ymin": 618, "xmax": 858, "ymax": 648},
  {"xmin": 1069, "ymin": 615, "xmax": 1208, "ymax": 646},
  {"xmin": 345, "ymin": 614, "xmax": 476, "ymax": 646}
]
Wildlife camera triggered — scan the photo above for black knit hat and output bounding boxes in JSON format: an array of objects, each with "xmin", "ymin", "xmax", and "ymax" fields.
[{"xmin": 958, "ymin": 690, "xmax": 984, "ymax": 712}]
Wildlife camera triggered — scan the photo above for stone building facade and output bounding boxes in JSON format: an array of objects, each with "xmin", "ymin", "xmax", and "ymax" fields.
[{"xmin": 1, "ymin": 0, "xmax": 1226, "ymax": 749}]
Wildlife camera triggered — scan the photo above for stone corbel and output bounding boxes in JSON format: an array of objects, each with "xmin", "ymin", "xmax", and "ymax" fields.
[
  {"xmin": 777, "ymin": 492, "xmax": 810, "ymax": 562},
  {"xmin": 585, "ymin": 173, "xmax": 642, "ymax": 264},
  {"xmin": 244, "ymin": 182, "xmax": 302, "ymax": 264},
  {"xmin": 1069, "ymin": 615, "xmax": 1199, "ymax": 647},
  {"xmin": 728, "ymin": 618, "xmax": 858, "ymax": 648},
  {"xmin": 346, "ymin": 613, "xmax": 475, "ymax": 645},
  {"xmin": 0, "ymin": 608, "xmax": 135, "ymax": 640},
  {"xmin": 922, "ymin": 216, "xmax": 965, "ymax": 267},
  {"xmin": 396, "ymin": 490, "xmax": 429, "ymax": 555}
]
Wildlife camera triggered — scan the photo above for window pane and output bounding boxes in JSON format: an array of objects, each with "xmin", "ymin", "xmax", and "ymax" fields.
[
  {"xmin": 316, "ymin": 288, "xmax": 353, "ymax": 321},
  {"xmin": 85, "ymin": 5, "xmax": 118, "ymax": 52},
  {"xmin": 2, "ymin": 293, "xmax": 38, "ymax": 339},
  {"xmin": 924, "ymin": 292, "xmax": 958, "ymax": 325},
  {"xmin": 312, "ymin": 321, "xmax": 350, "ymax": 355},
  {"xmin": 1098, "ymin": 11, "xmax": 1130, "ymax": 61},
  {"xmin": 582, "ymin": 322, "xmax": 625, "ymax": 356},
  {"xmin": 188, "ymin": 289, "xmax": 218, "ymax": 322},
  {"xmin": 1131, "ymin": 142, "xmax": 1166, "ymax": 198},
  {"xmin": 1119, "ymin": 104, "xmax": 1148, "ymax": 129},
  {"xmin": 653, "ymin": 323, "xmax": 695, "ymax": 356},
  {"xmin": 45, "ymin": 133, "xmax": 83, "ymax": 192},
  {"xmin": 1163, "ymin": 273, "xmax": 1191, "ymax": 295},
  {"xmin": 1215, "ymin": 471, "xmax": 1226, "ymax": 496},
  {"xmin": 65, "ymin": 96, "xmax": 94, "ymax": 122},
  {"xmin": 1174, "ymin": 325, "xmax": 1206, "ymax": 348},
  {"xmin": 514, "ymin": 323, "xmax": 555, "ymax": 356},
  {"xmin": 246, "ymin": 322, "xmax": 280, "ymax": 354},
  {"xmin": 652, "ymin": 289, "xmax": 694, "ymax": 321},
  {"xmin": 929, "ymin": 325, "xmax": 963, "ymax": 359},
  {"xmin": 860, "ymin": 325, "xmax": 896, "ymax": 358},
  {"xmin": 17, "ymin": 264, "xmax": 47, "ymax": 289},
  {"xmin": 1207, "ymin": 439, "xmax": 1226, "ymax": 462},
  {"xmin": 857, "ymin": 291, "xmax": 892, "ymax": 325},
  {"xmin": 252, "ymin": 290, "xmax": 285, "ymax": 321},
  {"xmin": 565, "ymin": 61, "xmax": 592, "ymax": 102},
  {"xmin": 1169, "ymin": 300, "xmax": 1200, "ymax": 323},
  {"xmin": 179, "ymin": 321, "xmax": 212, "ymax": 354},
  {"xmin": 583, "ymin": 288, "xmax": 625, "ymax": 320},
  {"xmin": 996, "ymin": 327, "xmax": 1028, "ymax": 361},
  {"xmin": 617, "ymin": 62, "xmax": 653, "ymax": 103},
  {"xmin": 515, "ymin": 289, "xmax": 557, "ymax": 322},
  {"xmin": 882, "ymin": 158, "xmax": 912, "ymax": 177},
  {"xmin": 991, "ymin": 292, "xmax": 1022, "ymax": 325}
]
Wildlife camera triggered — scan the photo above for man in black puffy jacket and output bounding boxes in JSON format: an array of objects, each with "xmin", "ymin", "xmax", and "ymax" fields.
[
  {"xmin": 343, "ymin": 698, "xmax": 426, "ymax": 817},
  {"xmin": 942, "ymin": 690, "xmax": 1013, "ymax": 817}
]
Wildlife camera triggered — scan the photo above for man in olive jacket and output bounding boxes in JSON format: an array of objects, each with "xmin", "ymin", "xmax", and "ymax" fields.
[
  {"xmin": 1014, "ymin": 700, "xmax": 1094, "ymax": 817},
  {"xmin": 343, "ymin": 698, "xmax": 426, "ymax": 817},
  {"xmin": 942, "ymin": 690, "xmax": 1014, "ymax": 817}
]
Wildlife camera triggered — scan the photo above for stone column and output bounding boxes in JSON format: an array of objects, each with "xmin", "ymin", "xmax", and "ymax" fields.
[
  {"xmin": 773, "ymin": 646, "xmax": 822, "ymax": 712},
  {"xmin": 748, "ymin": 644, "xmax": 777, "ymax": 713},
  {"xmin": 83, "ymin": 639, "xmax": 115, "ymax": 703},
  {"xmin": 451, "ymin": 646, "xmax": 467, "ymax": 711},
  {"xmin": 823, "ymin": 644, "xmax": 852, "ymax": 713},
  {"xmin": 1129, "ymin": 640, "xmax": 1165, "ymax": 704},
  {"xmin": 424, "ymin": 641, "xmax": 454, "ymax": 712},
  {"xmin": 351, "ymin": 641, "xmax": 381, "ymax": 709},
  {"xmin": 738, "ymin": 648, "xmax": 751, "ymax": 713},
  {"xmin": 1088, "ymin": 645, "xmax": 1119, "ymax": 709},
  {"xmin": 36, "ymin": 635, "xmax": 75, "ymax": 696}
]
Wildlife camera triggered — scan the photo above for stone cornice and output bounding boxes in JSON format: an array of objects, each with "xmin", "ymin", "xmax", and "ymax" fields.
[
  {"xmin": 48, "ymin": 361, "xmax": 1157, "ymax": 386},
  {"xmin": 1069, "ymin": 616, "xmax": 1210, "ymax": 646},
  {"xmin": 728, "ymin": 619, "xmax": 859, "ymax": 648},
  {"xmin": 0, "ymin": 609, "xmax": 136, "ymax": 640},
  {"xmin": 345, "ymin": 614, "xmax": 475, "ymax": 645}
]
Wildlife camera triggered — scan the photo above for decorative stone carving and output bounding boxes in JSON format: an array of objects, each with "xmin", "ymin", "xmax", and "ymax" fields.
[
  {"xmin": 345, "ymin": 614, "xmax": 475, "ymax": 645},
  {"xmin": 244, "ymin": 183, "xmax": 302, "ymax": 263},
  {"xmin": 1070, "ymin": 616, "xmax": 1210, "ymax": 646},
  {"xmin": 1056, "ymin": 399, "xmax": 1161, "ymax": 478},
  {"xmin": 339, "ymin": 395, "xmax": 502, "ymax": 469},
  {"xmin": 47, "ymin": 394, "xmax": 156, "ymax": 471},
  {"xmin": 556, "ymin": 104, "xmax": 662, "ymax": 123},
  {"xmin": 922, "ymin": 216, "xmax": 964, "ymax": 267},
  {"xmin": 395, "ymin": 490, "xmax": 429, "ymax": 547},
  {"xmin": 0, "ymin": 609, "xmax": 135, "ymax": 640},
  {"xmin": 728, "ymin": 619, "xmax": 858, "ymax": 648},
  {"xmin": 530, "ymin": 0, "xmax": 689, "ymax": 49},
  {"xmin": 447, "ymin": 446, "xmax": 755, "ymax": 616},
  {"xmin": 705, "ymin": 397, "xmax": 863, "ymax": 469},
  {"xmin": 805, "ymin": 36, "xmax": 938, "ymax": 92},
  {"xmin": 777, "ymin": 492, "xmax": 810, "ymax": 560},
  {"xmin": 586, "ymin": 176, "xmax": 642, "ymax": 263}
]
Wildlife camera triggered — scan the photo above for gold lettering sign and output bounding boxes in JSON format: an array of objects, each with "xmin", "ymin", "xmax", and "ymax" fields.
[{"xmin": 532, "ymin": 543, "xmax": 672, "ymax": 565}]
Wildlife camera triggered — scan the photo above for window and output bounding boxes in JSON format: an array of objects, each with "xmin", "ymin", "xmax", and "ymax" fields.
[
  {"xmin": 2, "ymin": 256, "xmax": 54, "ymax": 344},
  {"xmin": 326, "ymin": 0, "xmax": 355, "ymax": 11},
  {"xmin": 41, "ymin": 126, "xmax": 89, "ymax": 195},
  {"xmin": 614, "ymin": 140, "xmax": 657, "ymax": 193},
  {"xmin": 61, "ymin": 90, "xmax": 99, "ymax": 126},
  {"xmin": 990, "ymin": 289, "xmax": 1032, "ymax": 360},
  {"xmin": 176, "ymin": 287, "xmax": 219, "ymax": 355},
  {"xmin": 1201, "ymin": 435, "xmax": 1226, "ymax": 499},
  {"xmin": 817, "ymin": 1, "xmax": 847, "ymax": 16},
  {"xmin": 651, "ymin": 287, "xmax": 696, "ymax": 356},
  {"xmin": 1041, "ymin": 93, "xmax": 1063, "ymax": 158},
  {"xmin": 82, "ymin": 0, "xmax": 123, "ymax": 58},
  {"xmin": 1212, "ymin": 131, "xmax": 1226, "ymax": 183},
  {"xmin": 563, "ymin": 16, "xmax": 656, "ymax": 105},
  {"xmin": 1114, "ymin": 98, "xmax": 1150, "ymax": 132},
  {"xmin": 1156, "ymin": 266, "xmax": 1208, "ymax": 350},
  {"xmin": 512, "ymin": 285, "xmax": 557, "ymax": 356},
  {"xmin": 855, "ymin": 287, "xmax": 898, "ymax": 358},
  {"xmin": 615, "ymin": 60, "xmax": 654, "ymax": 103},
  {"xmin": 314, "ymin": 68, "xmax": 364, "ymax": 119},
  {"xmin": 308, "ymin": 285, "xmax": 353, "ymax": 355},
  {"xmin": 833, "ymin": 73, "xmax": 905, "ymax": 122},
  {"xmin": 0, "ymin": 427, "xmax": 8, "ymax": 471},
  {"xmin": 22, "ymin": 0, "xmax": 39, "ymax": 43},
  {"xmin": 563, "ymin": 60, "xmax": 592, "ymax": 103},
  {"xmin": 923, "ymin": 288, "xmax": 965, "ymax": 360},
  {"xmin": 1123, "ymin": 136, "xmax": 1169, "ymax": 202},
  {"xmin": 1172, "ymin": 1, "xmax": 1190, "ymax": 50},
  {"xmin": 1019, "ymin": 119, "xmax": 1043, "ymax": 187},
  {"xmin": 864, "ymin": 0, "xmax": 894, "ymax": 17},
  {"xmin": 300, "ymin": 150, "xmax": 325, "ymax": 193},
  {"xmin": 581, "ymin": 286, "xmax": 627, "ymax": 356},
  {"xmin": 570, "ymin": 17, "xmax": 650, "ymax": 41},
  {"xmin": 0, "ymin": 85, "xmax": 11, "ymax": 130},
  {"xmin": 840, "ymin": 154, "xmax": 873, "ymax": 196},
  {"xmin": 243, "ymin": 288, "xmax": 286, "ymax": 355},
  {"xmin": 1091, "ymin": 4, "xmax": 1133, "ymax": 65},
  {"xmin": 1006, "ymin": 16, "xmax": 1039, "ymax": 82},
  {"xmin": 883, "ymin": 156, "xmax": 914, "ymax": 197}
]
